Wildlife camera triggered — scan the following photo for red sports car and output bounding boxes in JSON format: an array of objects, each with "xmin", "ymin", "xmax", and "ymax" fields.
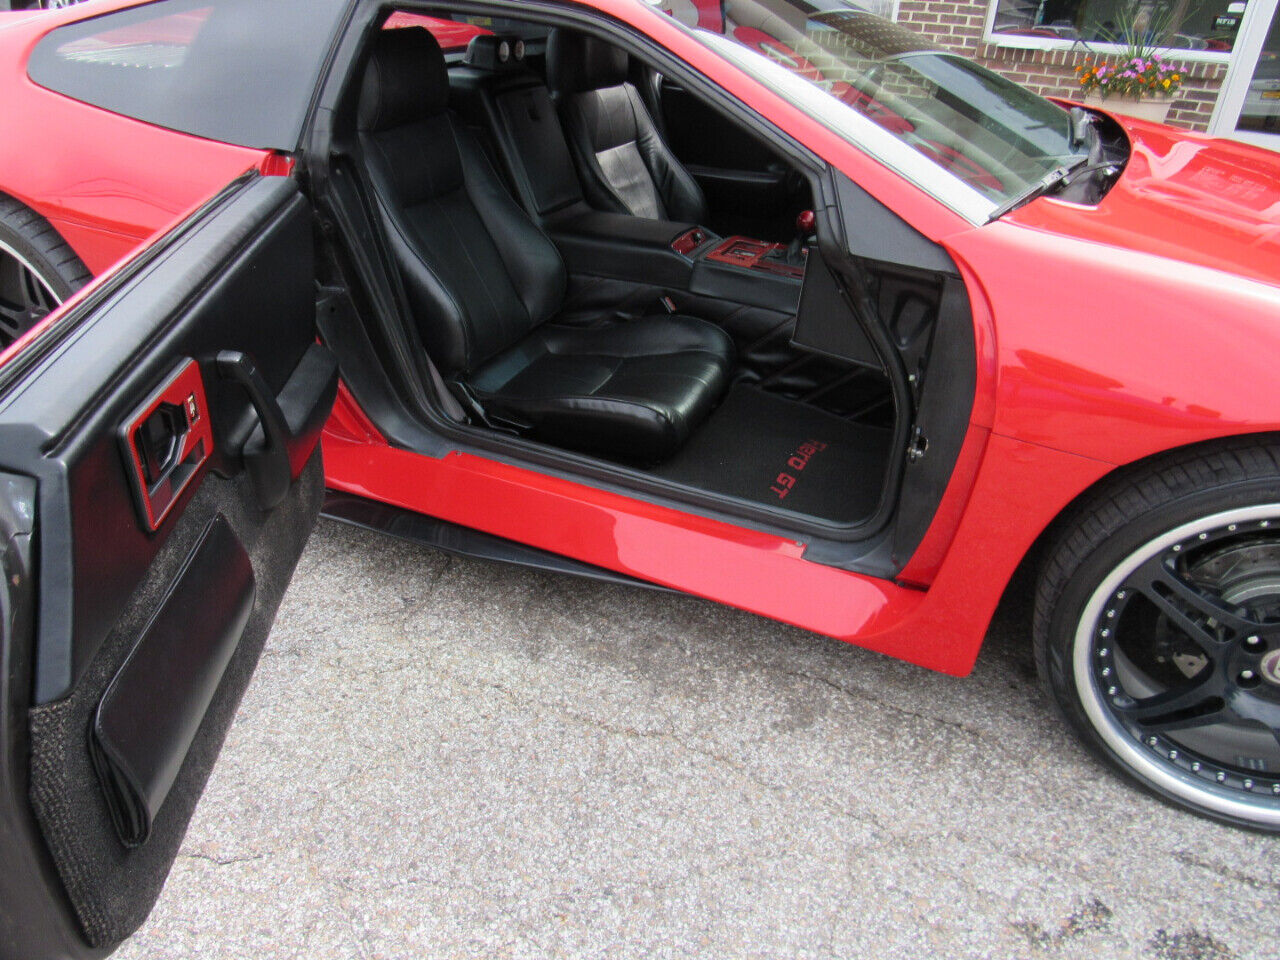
[{"xmin": 1, "ymin": 0, "xmax": 1279, "ymax": 954}]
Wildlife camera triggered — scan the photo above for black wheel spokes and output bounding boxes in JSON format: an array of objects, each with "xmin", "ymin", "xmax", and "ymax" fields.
[
  {"xmin": 1125, "ymin": 549, "xmax": 1260, "ymax": 653},
  {"xmin": 1228, "ymin": 690, "xmax": 1280, "ymax": 752},
  {"xmin": 1101, "ymin": 524, "xmax": 1280, "ymax": 787},
  {"xmin": 1118, "ymin": 672, "xmax": 1228, "ymax": 733},
  {"xmin": 0, "ymin": 252, "xmax": 56, "ymax": 346}
]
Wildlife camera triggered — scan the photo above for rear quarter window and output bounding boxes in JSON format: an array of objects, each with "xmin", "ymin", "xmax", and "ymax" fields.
[{"xmin": 27, "ymin": 0, "xmax": 348, "ymax": 150}]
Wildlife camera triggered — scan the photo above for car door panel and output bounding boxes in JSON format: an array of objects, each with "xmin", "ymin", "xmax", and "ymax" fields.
[{"xmin": 0, "ymin": 175, "xmax": 332, "ymax": 958}]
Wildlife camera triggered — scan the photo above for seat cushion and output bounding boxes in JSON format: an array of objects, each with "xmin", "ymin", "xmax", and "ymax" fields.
[{"xmin": 468, "ymin": 315, "xmax": 734, "ymax": 461}]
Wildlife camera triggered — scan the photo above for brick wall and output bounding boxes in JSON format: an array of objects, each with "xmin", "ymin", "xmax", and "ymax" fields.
[{"xmin": 894, "ymin": 0, "xmax": 1227, "ymax": 130}]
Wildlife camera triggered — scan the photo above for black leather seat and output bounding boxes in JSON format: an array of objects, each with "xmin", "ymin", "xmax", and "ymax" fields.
[
  {"xmin": 546, "ymin": 29, "xmax": 707, "ymax": 223},
  {"xmin": 356, "ymin": 27, "xmax": 733, "ymax": 462}
]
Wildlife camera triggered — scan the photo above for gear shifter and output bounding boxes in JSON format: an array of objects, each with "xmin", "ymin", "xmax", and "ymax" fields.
[{"xmin": 785, "ymin": 209, "xmax": 816, "ymax": 266}]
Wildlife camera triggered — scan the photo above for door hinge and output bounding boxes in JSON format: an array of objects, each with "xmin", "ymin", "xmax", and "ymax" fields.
[{"xmin": 907, "ymin": 427, "xmax": 929, "ymax": 463}]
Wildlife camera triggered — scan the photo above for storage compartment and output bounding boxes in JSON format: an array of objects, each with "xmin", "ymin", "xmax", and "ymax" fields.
[
  {"xmin": 545, "ymin": 207, "xmax": 702, "ymax": 288},
  {"xmin": 90, "ymin": 516, "xmax": 256, "ymax": 848},
  {"xmin": 27, "ymin": 457, "xmax": 323, "ymax": 949}
]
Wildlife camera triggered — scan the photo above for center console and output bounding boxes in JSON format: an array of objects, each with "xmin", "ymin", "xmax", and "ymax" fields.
[
  {"xmin": 672, "ymin": 228, "xmax": 806, "ymax": 315},
  {"xmin": 545, "ymin": 209, "xmax": 805, "ymax": 316}
]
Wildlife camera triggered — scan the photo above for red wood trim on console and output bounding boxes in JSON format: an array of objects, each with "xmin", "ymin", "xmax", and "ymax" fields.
[
  {"xmin": 705, "ymin": 236, "xmax": 805, "ymax": 278},
  {"xmin": 671, "ymin": 227, "xmax": 711, "ymax": 256}
]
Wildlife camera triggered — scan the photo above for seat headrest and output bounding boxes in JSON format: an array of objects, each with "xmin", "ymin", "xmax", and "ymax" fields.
[
  {"xmin": 358, "ymin": 27, "xmax": 450, "ymax": 132},
  {"xmin": 546, "ymin": 29, "xmax": 629, "ymax": 96}
]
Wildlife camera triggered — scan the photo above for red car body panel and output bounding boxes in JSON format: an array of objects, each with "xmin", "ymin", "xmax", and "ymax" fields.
[
  {"xmin": 323, "ymin": 384, "xmax": 1110, "ymax": 675},
  {"xmin": 948, "ymin": 218, "xmax": 1280, "ymax": 466},
  {"xmin": 1018, "ymin": 109, "xmax": 1280, "ymax": 286},
  {"xmin": 383, "ymin": 12, "xmax": 490, "ymax": 50},
  {"xmin": 3, "ymin": 0, "xmax": 1279, "ymax": 677},
  {"xmin": 0, "ymin": 3, "xmax": 270, "ymax": 275}
]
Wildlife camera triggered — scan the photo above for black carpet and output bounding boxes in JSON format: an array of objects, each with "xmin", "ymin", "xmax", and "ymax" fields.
[{"xmin": 653, "ymin": 385, "xmax": 892, "ymax": 524}]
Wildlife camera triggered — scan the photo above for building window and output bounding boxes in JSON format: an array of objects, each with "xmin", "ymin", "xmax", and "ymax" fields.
[{"xmin": 986, "ymin": 0, "xmax": 1245, "ymax": 54}]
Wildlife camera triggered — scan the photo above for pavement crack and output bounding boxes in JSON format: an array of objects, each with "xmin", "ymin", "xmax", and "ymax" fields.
[
  {"xmin": 1172, "ymin": 851, "xmax": 1280, "ymax": 894},
  {"xmin": 422, "ymin": 554, "xmax": 454, "ymax": 602},
  {"xmin": 331, "ymin": 878, "xmax": 375, "ymax": 960},
  {"xmin": 782, "ymin": 669, "xmax": 992, "ymax": 744},
  {"xmin": 460, "ymin": 674, "xmax": 896, "ymax": 835},
  {"xmin": 180, "ymin": 851, "xmax": 266, "ymax": 867}
]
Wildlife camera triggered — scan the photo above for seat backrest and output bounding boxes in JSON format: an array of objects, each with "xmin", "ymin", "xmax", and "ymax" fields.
[
  {"xmin": 356, "ymin": 27, "xmax": 566, "ymax": 376},
  {"xmin": 546, "ymin": 29, "xmax": 707, "ymax": 224}
]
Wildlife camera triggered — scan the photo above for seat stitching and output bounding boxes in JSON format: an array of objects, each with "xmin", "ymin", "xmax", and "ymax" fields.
[{"xmin": 434, "ymin": 193, "xmax": 507, "ymax": 322}]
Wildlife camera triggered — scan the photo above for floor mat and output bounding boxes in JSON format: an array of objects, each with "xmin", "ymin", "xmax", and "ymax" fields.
[{"xmin": 652, "ymin": 385, "xmax": 892, "ymax": 525}]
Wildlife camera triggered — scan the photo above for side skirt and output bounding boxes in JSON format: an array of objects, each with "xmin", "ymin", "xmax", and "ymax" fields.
[{"xmin": 322, "ymin": 490, "xmax": 675, "ymax": 592}]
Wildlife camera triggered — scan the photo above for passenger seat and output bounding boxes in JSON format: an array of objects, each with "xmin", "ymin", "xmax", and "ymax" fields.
[
  {"xmin": 546, "ymin": 29, "xmax": 708, "ymax": 223},
  {"xmin": 355, "ymin": 27, "xmax": 733, "ymax": 462}
]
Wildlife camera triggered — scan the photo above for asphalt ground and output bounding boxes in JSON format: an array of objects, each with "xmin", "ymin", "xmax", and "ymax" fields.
[{"xmin": 114, "ymin": 519, "xmax": 1278, "ymax": 960}]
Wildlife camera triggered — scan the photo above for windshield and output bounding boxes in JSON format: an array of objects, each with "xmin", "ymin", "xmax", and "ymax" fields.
[{"xmin": 656, "ymin": 0, "xmax": 1085, "ymax": 210}]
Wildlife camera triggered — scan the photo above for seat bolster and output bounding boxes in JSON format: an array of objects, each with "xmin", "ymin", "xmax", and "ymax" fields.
[
  {"xmin": 485, "ymin": 394, "xmax": 683, "ymax": 461},
  {"xmin": 536, "ymin": 314, "xmax": 733, "ymax": 360},
  {"xmin": 455, "ymin": 130, "xmax": 567, "ymax": 329},
  {"xmin": 360, "ymin": 129, "xmax": 473, "ymax": 374},
  {"xmin": 628, "ymin": 86, "xmax": 709, "ymax": 224}
]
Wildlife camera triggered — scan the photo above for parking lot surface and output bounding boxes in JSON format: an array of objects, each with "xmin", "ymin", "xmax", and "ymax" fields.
[{"xmin": 115, "ymin": 519, "xmax": 1276, "ymax": 960}]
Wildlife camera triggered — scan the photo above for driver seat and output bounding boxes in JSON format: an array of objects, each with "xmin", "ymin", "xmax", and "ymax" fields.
[{"xmin": 355, "ymin": 27, "xmax": 733, "ymax": 462}]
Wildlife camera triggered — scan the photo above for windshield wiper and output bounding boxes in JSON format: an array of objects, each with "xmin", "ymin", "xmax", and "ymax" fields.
[{"xmin": 985, "ymin": 155, "xmax": 1090, "ymax": 224}]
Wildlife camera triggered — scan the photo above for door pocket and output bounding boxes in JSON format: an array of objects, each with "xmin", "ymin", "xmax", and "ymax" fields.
[{"xmin": 90, "ymin": 515, "xmax": 255, "ymax": 847}]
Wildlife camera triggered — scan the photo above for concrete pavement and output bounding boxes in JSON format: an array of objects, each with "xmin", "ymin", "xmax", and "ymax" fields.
[{"xmin": 114, "ymin": 519, "xmax": 1276, "ymax": 960}]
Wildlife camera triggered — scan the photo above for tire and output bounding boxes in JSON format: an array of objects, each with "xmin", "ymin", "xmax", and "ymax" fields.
[
  {"xmin": 0, "ymin": 195, "xmax": 91, "ymax": 348},
  {"xmin": 1035, "ymin": 438, "xmax": 1280, "ymax": 830}
]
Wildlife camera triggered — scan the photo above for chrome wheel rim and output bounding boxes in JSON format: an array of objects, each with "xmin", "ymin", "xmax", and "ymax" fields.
[
  {"xmin": 1074, "ymin": 504, "xmax": 1280, "ymax": 825},
  {"xmin": 0, "ymin": 237, "xmax": 61, "ymax": 349}
]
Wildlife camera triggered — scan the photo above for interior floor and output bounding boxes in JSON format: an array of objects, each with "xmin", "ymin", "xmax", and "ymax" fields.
[{"xmin": 651, "ymin": 384, "xmax": 891, "ymax": 525}]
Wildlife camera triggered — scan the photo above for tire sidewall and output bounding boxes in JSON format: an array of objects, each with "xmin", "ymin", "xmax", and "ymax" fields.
[{"xmin": 0, "ymin": 218, "xmax": 78, "ymax": 303}]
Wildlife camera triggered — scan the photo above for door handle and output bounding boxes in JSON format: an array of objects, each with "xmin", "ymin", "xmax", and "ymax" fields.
[
  {"xmin": 119, "ymin": 359, "xmax": 215, "ymax": 531},
  {"xmin": 217, "ymin": 344, "xmax": 338, "ymax": 510}
]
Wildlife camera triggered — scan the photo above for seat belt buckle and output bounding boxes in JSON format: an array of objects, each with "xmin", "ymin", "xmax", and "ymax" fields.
[{"xmin": 658, "ymin": 296, "xmax": 677, "ymax": 314}]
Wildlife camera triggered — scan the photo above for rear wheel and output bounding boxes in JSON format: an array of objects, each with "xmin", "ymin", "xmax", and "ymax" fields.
[
  {"xmin": 1037, "ymin": 440, "xmax": 1280, "ymax": 830},
  {"xmin": 0, "ymin": 196, "xmax": 90, "ymax": 349}
]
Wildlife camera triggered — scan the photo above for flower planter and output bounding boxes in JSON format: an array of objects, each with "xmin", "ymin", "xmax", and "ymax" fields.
[{"xmin": 1081, "ymin": 91, "xmax": 1173, "ymax": 124}]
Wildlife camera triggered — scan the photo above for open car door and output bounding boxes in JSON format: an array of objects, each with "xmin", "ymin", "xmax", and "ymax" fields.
[{"xmin": 0, "ymin": 175, "xmax": 337, "ymax": 959}]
